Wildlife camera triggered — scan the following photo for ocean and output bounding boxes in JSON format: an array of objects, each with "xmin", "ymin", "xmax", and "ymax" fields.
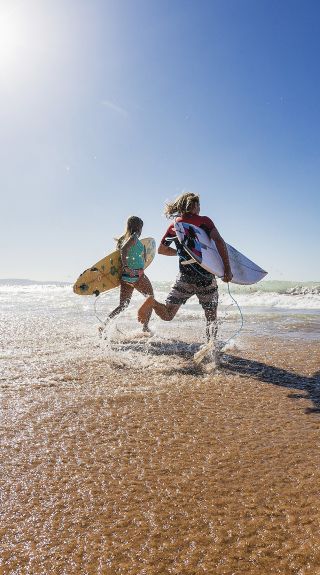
[
  {"xmin": 1, "ymin": 278, "xmax": 320, "ymax": 574},
  {"xmin": 1, "ymin": 278, "xmax": 319, "ymax": 386}
]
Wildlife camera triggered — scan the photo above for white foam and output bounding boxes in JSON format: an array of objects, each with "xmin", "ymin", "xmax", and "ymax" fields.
[
  {"xmin": 219, "ymin": 291, "xmax": 320, "ymax": 310},
  {"xmin": 2, "ymin": 281, "xmax": 320, "ymax": 312}
]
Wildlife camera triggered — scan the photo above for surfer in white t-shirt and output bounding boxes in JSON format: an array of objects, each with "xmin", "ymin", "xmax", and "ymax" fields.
[{"xmin": 137, "ymin": 193, "xmax": 232, "ymax": 340}]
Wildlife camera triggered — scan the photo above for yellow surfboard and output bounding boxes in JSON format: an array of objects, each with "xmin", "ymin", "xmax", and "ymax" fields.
[{"xmin": 73, "ymin": 237, "xmax": 156, "ymax": 296}]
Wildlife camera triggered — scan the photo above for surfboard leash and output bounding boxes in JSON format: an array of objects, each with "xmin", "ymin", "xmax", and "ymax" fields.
[
  {"xmin": 93, "ymin": 294, "xmax": 108, "ymax": 327},
  {"xmin": 93, "ymin": 293, "xmax": 130, "ymax": 340},
  {"xmin": 174, "ymin": 238, "xmax": 244, "ymax": 346},
  {"xmin": 223, "ymin": 282, "xmax": 244, "ymax": 345}
]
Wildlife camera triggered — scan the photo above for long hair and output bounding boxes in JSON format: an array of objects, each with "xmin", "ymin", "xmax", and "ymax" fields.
[
  {"xmin": 164, "ymin": 192, "xmax": 200, "ymax": 219},
  {"xmin": 116, "ymin": 216, "xmax": 143, "ymax": 249}
]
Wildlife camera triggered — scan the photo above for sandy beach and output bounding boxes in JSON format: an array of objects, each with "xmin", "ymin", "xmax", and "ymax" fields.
[
  {"xmin": 1, "ymin": 333, "xmax": 320, "ymax": 575},
  {"xmin": 2, "ymin": 0, "xmax": 320, "ymax": 570}
]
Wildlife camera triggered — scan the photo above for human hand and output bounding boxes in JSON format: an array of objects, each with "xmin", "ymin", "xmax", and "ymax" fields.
[{"xmin": 222, "ymin": 269, "xmax": 233, "ymax": 283}]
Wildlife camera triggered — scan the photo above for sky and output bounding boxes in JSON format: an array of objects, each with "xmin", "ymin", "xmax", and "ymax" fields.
[{"xmin": 0, "ymin": 0, "xmax": 319, "ymax": 283}]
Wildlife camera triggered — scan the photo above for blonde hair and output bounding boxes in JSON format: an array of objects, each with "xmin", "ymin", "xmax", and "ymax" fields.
[
  {"xmin": 116, "ymin": 216, "xmax": 143, "ymax": 249},
  {"xmin": 164, "ymin": 192, "xmax": 200, "ymax": 219}
]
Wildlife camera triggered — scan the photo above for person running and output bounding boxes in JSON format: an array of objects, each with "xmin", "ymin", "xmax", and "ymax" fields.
[
  {"xmin": 100, "ymin": 216, "xmax": 154, "ymax": 334},
  {"xmin": 137, "ymin": 192, "xmax": 232, "ymax": 340}
]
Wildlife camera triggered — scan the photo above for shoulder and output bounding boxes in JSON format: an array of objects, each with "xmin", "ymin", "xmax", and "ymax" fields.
[
  {"xmin": 199, "ymin": 215, "xmax": 214, "ymax": 229},
  {"xmin": 120, "ymin": 234, "xmax": 136, "ymax": 250},
  {"xmin": 166, "ymin": 222, "xmax": 175, "ymax": 232},
  {"xmin": 160, "ymin": 222, "xmax": 175, "ymax": 244},
  {"xmin": 129, "ymin": 233, "xmax": 139, "ymax": 245}
]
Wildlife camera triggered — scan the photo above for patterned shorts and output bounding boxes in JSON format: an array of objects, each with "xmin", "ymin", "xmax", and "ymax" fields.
[{"xmin": 165, "ymin": 274, "xmax": 218, "ymax": 310}]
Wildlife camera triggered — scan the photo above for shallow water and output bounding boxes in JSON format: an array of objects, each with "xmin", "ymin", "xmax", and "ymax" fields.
[
  {"xmin": 1, "ymin": 282, "xmax": 320, "ymax": 574},
  {"xmin": 1, "ymin": 281, "xmax": 319, "ymax": 388}
]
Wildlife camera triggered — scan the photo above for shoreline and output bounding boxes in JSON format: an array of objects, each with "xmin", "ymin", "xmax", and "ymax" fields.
[{"xmin": 1, "ymin": 336, "xmax": 320, "ymax": 574}]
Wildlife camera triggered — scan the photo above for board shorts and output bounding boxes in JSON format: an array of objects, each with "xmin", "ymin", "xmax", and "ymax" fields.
[
  {"xmin": 121, "ymin": 268, "xmax": 144, "ymax": 284},
  {"xmin": 165, "ymin": 273, "xmax": 218, "ymax": 310}
]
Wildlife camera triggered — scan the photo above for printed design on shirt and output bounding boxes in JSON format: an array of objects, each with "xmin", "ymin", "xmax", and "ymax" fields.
[{"xmin": 182, "ymin": 223, "xmax": 203, "ymax": 264}]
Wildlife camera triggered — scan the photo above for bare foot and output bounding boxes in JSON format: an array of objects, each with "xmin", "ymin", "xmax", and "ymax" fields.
[
  {"xmin": 138, "ymin": 296, "xmax": 154, "ymax": 324},
  {"xmin": 98, "ymin": 318, "xmax": 110, "ymax": 338}
]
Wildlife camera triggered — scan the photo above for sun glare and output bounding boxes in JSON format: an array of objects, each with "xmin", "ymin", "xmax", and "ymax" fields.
[
  {"xmin": 0, "ymin": 4, "xmax": 24, "ymax": 72},
  {"xmin": 0, "ymin": 2, "xmax": 75, "ymax": 87}
]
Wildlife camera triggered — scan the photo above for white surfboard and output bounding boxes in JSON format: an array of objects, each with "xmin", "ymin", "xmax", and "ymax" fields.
[{"xmin": 174, "ymin": 221, "xmax": 267, "ymax": 285}]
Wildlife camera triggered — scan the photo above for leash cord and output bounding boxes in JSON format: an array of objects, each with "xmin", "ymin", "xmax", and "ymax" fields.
[
  {"xmin": 223, "ymin": 282, "xmax": 244, "ymax": 345},
  {"xmin": 94, "ymin": 231, "xmax": 245, "ymax": 345},
  {"xmin": 93, "ymin": 295, "xmax": 107, "ymax": 326},
  {"xmin": 176, "ymin": 233, "xmax": 244, "ymax": 344}
]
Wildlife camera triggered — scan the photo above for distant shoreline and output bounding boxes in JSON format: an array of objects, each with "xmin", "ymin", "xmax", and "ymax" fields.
[{"xmin": 0, "ymin": 279, "xmax": 72, "ymax": 286}]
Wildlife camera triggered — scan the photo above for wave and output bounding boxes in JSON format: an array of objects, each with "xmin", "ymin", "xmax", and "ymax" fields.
[
  {"xmin": 1, "ymin": 279, "xmax": 320, "ymax": 312},
  {"xmin": 154, "ymin": 281, "xmax": 320, "ymax": 311},
  {"xmin": 219, "ymin": 292, "xmax": 320, "ymax": 311},
  {"xmin": 1, "ymin": 278, "xmax": 319, "ymax": 292}
]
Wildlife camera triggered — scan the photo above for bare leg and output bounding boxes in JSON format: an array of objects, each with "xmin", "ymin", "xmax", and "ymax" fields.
[
  {"xmin": 108, "ymin": 281, "xmax": 134, "ymax": 320},
  {"xmin": 193, "ymin": 307, "xmax": 218, "ymax": 364},
  {"xmin": 133, "ymin": 275, "xmax": 154, "ymax": 331},
  {"xmin": 138, "ymin": 297, "xmax": 180, "ymax": 324},
  {"xmin": 204, "ymin": 308, "xmax": 218, "ymax": 343}
]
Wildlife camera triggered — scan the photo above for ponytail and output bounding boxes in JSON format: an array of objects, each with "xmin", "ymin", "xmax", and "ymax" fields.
[{"xmin": 116, "ymin": 216, "xmax": 143, "ymax": 248}]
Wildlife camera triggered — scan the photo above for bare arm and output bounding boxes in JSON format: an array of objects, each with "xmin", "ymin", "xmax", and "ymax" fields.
[
  {"xmin": 158, "ymin": 243, "xmax": 177, "ymax": 256},
  {"xmin": 210, "ymin": 225, "xmax": 233, "ymax": 283}
]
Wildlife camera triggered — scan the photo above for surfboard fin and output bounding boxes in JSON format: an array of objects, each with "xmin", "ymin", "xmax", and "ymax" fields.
[{"xmin": 181, "ymin": 258, "xmax": 197, "ymax": 265}]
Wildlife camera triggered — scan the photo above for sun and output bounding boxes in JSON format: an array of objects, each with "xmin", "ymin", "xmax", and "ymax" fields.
[{"xmin": 0, "ymin": 3, "xmax": 24, "ymax": 72}]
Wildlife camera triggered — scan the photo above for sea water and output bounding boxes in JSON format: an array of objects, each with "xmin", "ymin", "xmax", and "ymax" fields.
[
  {"xmin": 1, "ymin": 279, "xmax": 320, "ymax": 386},
  {"xmin": 2, "ymin": 279, "xmax": 320, "ymax": 575}
]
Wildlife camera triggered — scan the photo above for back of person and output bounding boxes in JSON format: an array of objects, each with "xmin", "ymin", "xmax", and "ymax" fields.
[
  {"xmin": 161, "ymin": 210, "xmax": 214, "ymax": 283},
  {"xmin": 124, "ymin": 236, "xmax": 145, "ymax": 271},
  {"xmin": 121, "ymin": 234, "xmax": 145, "ymax": 283}
]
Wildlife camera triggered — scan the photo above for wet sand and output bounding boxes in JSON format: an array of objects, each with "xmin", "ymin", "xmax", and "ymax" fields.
[{"xmin": 1, "ymin": 336, "xmax": 320, "ymax": 575}]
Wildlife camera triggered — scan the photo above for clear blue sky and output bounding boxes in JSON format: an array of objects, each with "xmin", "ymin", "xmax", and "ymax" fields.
[{"xmin": 1, "ymin": 0, "xmax": 319, "ymax": 282}]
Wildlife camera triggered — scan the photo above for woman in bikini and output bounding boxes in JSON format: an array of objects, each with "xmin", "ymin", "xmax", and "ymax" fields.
[{"xmin": 100, "ymin": 216, "xmax": 154, "ymax": 334}]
